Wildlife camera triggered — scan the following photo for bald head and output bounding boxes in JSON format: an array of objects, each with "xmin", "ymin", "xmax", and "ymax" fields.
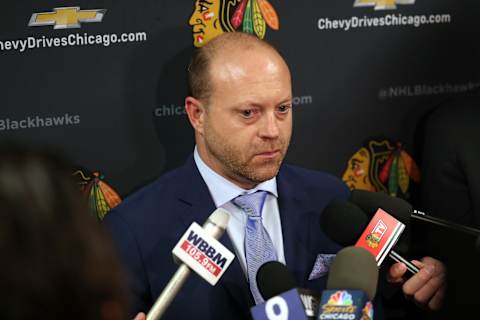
[
  {"xmin": 187, "ymin": 32, "xmax": 288, "ymax": 102},
  {"xmin": 184, "ymin": 32, "xmax": 292, "ymax": 189}
]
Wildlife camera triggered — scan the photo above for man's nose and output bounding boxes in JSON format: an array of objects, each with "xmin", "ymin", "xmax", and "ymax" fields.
[{"xmin": 259, "ymin": 113, "xmax": 280, "ymax": 139}]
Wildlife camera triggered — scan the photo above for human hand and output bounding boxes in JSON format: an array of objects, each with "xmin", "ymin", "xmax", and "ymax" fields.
[
  {"xmin": 133, "ymin": 312, "xmax": 146, "ymax": 320},
  {"xmin": 387, "ymin": 256, "xmax": 446, "ymax": 311}
]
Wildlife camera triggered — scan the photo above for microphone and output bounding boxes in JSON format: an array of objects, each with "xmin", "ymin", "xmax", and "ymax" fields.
[
  {"xmin": 320, "ymin": 199, "xmax": 419, "ymax": 274},
  {"xmin": 257, "ymin": 261, "xmax": 320, "ymax": 319},
  {"xmin": 256, "ymin": 261, "xmax": 297, "ymax": 298},
  {"xmin": 318, "ymin": 246, "xmax": 378, "ymax": 320},
  {"xmin": 350, "ymin": 189, "xmax": 480, "ymax": 237},
  {"xmin": 250, "ymin": 261, "xmax": 314, "ymax": 320},
  {"xmin": 146, "ymin": 208, "xmax": 234, "ymax": 320}
]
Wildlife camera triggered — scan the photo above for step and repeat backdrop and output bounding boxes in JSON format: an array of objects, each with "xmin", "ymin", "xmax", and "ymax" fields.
[{"xmin": 1, "ymin": 1, "xmax": 480, "ymax": 211}]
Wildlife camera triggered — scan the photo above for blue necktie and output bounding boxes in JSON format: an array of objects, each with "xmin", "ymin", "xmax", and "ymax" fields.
[{"xmin": 232, "ymin": 190, "xmax": 278, "ymax": 304}]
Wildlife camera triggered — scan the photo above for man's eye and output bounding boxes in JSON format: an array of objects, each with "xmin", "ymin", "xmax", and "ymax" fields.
[
  {"xmin": 278, "ymin": 105, "xmax": 291, "ymax": 113},
  {"xmin": 241, "ymin": 110, "xmax": 254, "ymax": 118}
]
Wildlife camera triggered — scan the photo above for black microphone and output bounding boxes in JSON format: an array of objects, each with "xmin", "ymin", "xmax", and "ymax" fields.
[
  {"xmin": 320, "ymin": 199, "xmax": 419, "ymax": 274},
  {"xmin": 317, "ymin": 246, "xmax": 378, "ymax": 320},
  {"xmin": 350, "ymin": 189, "xmax": 480, "ymax": 237},
  {"xmin": 326, "ymin": 246, "xmax": 379, "ymax": 300},
  {"xmin": 256, "ymin": 261, "xmax": 320, "ymax": 319}
]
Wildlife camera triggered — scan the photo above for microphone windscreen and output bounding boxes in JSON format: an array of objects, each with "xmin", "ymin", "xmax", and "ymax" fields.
[
  {"xmin": 320, "ymin": 199, "xmax": 369, "ymax": 246},
  {"xmin": 256, "ymin": 261, "xmax": 297, "ymax": 300},
  {"xmin": 350, "ymin": 190, "xmax": 412, "ymax": 223},
  {"xmin": 207, "ymin": 208, "xmax": 230, "ymax": 228},
  {"xmin": 327, "ymin": 246, "xmax": 379, "ymax": 300}
]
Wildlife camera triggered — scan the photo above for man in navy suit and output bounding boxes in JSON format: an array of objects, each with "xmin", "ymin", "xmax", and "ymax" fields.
[{"xmin": 104, "ymin": 32, "xmax": 446, "ymax": 319}]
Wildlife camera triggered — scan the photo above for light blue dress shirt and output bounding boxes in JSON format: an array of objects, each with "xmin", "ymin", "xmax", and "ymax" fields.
[{"xmin": 194, "ymin": 147, "xmax": 286, "ymax": 277}]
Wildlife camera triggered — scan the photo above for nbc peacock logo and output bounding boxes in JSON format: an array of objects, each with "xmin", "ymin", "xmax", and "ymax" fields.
[
  {"xmin": 321, "ymin": 290, "xmax": 358, "ymax": 315},
  {"xmin": 327, "ymin": 291, "xmax": 353, "ymax": 306},
  {"xmin": 189, "ymin": 0, "xmax": 280, "ymax": 47}
]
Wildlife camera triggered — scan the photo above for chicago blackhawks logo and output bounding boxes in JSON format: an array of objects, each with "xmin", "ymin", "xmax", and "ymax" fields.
[
  {"xmin": 189, "ymin": 0, "xmax": 279, "ymax": 47},
  {"xmin": 74, "ymin": 169, "xmax": 121, "ymax": 220},
  {"xmin": 342, "ymin": 140, "xmax": 420, "ymax": 199}
]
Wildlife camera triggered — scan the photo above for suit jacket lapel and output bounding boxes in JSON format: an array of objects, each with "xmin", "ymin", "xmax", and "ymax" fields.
[
  {"xmin": 175, "ymin": 156, "xmax": 253, "ymax": 315},
  {"xmin": 277, "ymin": 167, "xmax": 318, "ymax": 287}
]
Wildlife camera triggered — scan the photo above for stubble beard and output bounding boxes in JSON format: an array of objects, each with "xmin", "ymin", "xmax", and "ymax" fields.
[{"xmin": 203, "ymin": 125, "xmax": 289, "ymax": 186}]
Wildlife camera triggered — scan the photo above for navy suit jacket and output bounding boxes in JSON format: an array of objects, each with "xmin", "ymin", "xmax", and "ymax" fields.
[{"xmin": 104, "ymin": 156, "xmax": 349, "ymax": 319}]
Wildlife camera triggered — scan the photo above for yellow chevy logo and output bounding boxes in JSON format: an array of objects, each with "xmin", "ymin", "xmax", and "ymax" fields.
[
  {"xmin": 354, "ymin": 0, "xmax": 415, "ymax": 10},
  {"xmin": 28, "ymin": 7, "xmax": 106, "ymax": 29}
]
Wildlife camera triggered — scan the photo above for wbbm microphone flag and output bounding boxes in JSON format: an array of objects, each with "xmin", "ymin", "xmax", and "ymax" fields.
[
  {"xmin": 172, "ymin": 222, "xmax": 235, "ymax": 285},
  {"xmin": 355, "ymin": 208, "xmax": 405, "ymax": 266}
]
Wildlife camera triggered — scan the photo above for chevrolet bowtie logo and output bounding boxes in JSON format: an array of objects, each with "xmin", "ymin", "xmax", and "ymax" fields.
[
  {"xmin": 28, "ymin": 7, "xmax": 106, "ymax": 29},
  {"xmin": 354, "ymin": 0, "xmax": 415, "ymax": 10}
]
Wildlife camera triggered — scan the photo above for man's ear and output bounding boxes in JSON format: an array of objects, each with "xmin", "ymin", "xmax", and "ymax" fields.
[{"xmin": 185, "ymin": 96, "xmax": 206, "ymax": 135}]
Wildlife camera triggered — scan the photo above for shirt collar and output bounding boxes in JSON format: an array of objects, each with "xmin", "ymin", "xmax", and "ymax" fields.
[{"xmin": 193, "ymin": 146, "xmax": 278, "ymax": 207}]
